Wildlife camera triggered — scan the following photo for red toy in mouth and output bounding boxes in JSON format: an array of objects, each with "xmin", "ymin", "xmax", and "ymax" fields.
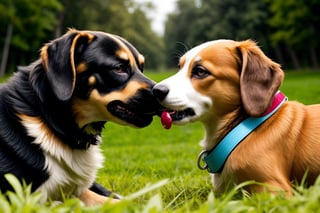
[
  {"xmin": 161, "ymin": 111, "xmax": 172, "ymax": 129},
  {"xmin": 160, "ymin": 108, "xmax": 195, "ymax": 129}
]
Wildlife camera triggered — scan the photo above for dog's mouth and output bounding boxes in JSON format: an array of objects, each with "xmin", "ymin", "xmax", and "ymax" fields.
[
  {"xmin": 162, "ymin": 108, "xmax": 195, "ymax": 120},
  {"xmin": 107, "ymin": 100, "xmax": 154, "ymax": 128},
  {"xmin": 158, "ymin": 108, "xmax": 196, "ymax": 129}
]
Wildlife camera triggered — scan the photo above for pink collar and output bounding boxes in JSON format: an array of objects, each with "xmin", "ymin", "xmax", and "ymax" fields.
[{"xmin": 262, "ymin": 91, "xmax": 287, "ymax": 116}]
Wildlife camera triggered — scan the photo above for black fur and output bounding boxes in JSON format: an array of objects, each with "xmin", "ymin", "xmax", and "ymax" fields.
[
  {"xmin": 89, "ymin": 182, "xmax": 121, "ymax": 199},
  {"xmin": 0, "ymin": 30, "xmax": 160, "ymax": 202},
  {"xmin": 0, "ymin": 69, "xmax": 49, "ymax": 192}
]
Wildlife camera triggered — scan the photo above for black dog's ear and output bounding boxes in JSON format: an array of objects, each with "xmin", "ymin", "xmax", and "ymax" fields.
[{"xmin": 40, "ymin": 30, "xmax": 95, "ymax": 101}]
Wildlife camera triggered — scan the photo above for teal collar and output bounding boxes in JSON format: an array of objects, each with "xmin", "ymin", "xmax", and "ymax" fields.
[{"xmin": 197, "ymin": 91, "xmax": 287, "ymax": 173}]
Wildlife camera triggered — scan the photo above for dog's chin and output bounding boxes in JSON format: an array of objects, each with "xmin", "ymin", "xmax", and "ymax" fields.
[{"xmin": 107, "ymin": 100, "xmax": 153, "ymax": 128}]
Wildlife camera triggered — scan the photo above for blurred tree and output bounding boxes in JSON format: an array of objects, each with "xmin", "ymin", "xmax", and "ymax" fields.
[
  {"xmin": 2, "ymin": 0, "xmax": 318, "ymax": 73},
  {"xmin": 0, "ymin": 0, "xmax": 163, "ymax": 75},
  {"xmin": 164, "ymin": 0, "xmax": 320, "ymax": 70},
  {"xmin": 56, "ymin": 0, "xmax": 130, "ymax": 34},
  {"xmin": 266, "ymin": 0, "xmax": 320, "ymax": 69},
  {"xmin": 194, "ymin": 0, "xmax": 268, "ymax": 43},
  {"xmin": 123, "ymin": 7, "xmax": 164, "ymax": 70},
  {"xmin": 0, "ymin": 0, "xmax": 62, "ymax": 76},
  {"xmin": 164, "ymin": 0, "xmax": 269, "ymax": 68},
  {"xmin": 164, "ymin": 0, "xmax": 198, "ymax": 67},
  {"xmin": 56, "ymin": 0, "xmax": 163, "ymax": 69}
]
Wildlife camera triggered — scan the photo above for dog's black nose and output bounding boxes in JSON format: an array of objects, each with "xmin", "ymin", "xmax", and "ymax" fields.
[{"xmin": 152, "ymin": 84, "xmax": 169, "ymax": 101}]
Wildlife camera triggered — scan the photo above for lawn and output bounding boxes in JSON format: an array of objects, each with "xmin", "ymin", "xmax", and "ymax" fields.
[
  {"xmin": 98, "ymin": 70, "xmax": 320, "ymax": 211},
  {"xmin": 1, "ymin": 70, "xmax": 320, "ymax": 212}
]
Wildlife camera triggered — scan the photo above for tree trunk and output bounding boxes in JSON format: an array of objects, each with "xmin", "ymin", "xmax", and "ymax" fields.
[
  {"xmin": 309, "ymin": 45, "xmax": 319, "ymax": 69},
  {"xmin": 273, "ymin": 46, "xmax": 285, "ymax": 69},
  {"xmin": 54, "ymin": 0, "xmax": 69, "ymax": 38},
  {"xmin": 286, "ymin": 45, "xmax": 301, "ymax": 70},
  {"xmin": 54, "ymin": 9, "xmax": 64, "ymax": 38},
  {"xmin": 0, "ymin": 24, "xmax": 13, "ymax": 77}
]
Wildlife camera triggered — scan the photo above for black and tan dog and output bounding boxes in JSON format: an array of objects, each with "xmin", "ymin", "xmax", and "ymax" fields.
[{"xmin": 0, "ymin": 29, "xmax": 160, "ymax": 205}]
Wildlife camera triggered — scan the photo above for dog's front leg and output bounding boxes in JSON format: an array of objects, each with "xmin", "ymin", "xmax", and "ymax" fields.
[
  {"xmin": 89, "ymin": 182, "xmax": 121, "ymax": 199},
  {"xmin": 79, "ymin": 189, "xmax": 119, "ymax": 206}
]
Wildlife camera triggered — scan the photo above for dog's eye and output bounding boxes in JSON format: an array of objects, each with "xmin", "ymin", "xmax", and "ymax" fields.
[
  {"xmin": 191, "ymin": 66, "xmax": 210, "ymax": 79},
  {"xmin": 113, "ymin": 64, "xmax": 129, "ymax": 75}
]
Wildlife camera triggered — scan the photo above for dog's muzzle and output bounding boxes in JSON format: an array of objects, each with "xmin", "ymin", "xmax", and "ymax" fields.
[{"xmin": 152, "ymin": 85, "xmax": 169, "ymax": 101}]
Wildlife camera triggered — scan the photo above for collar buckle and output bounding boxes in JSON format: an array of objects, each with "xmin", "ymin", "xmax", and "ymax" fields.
[{"xmin": 197, "ymin": 150, "xmax": 209, "ymax": 170}]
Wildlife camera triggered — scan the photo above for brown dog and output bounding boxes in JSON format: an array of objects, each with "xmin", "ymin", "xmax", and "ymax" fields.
[{"xmin": 153, "ymin": 39, "xmax": 320, "ymax": 195}]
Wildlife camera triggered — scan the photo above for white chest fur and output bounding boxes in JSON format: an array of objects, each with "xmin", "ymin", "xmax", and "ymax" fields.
[{"xmin": 19, "ymin": 115, "xmax": 104, "ymax": 202}]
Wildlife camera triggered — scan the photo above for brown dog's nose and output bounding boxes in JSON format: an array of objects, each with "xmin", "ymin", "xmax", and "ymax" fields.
[{"xmin": 152, "ymin": 85, "xmax": 169, "ymax": 101}]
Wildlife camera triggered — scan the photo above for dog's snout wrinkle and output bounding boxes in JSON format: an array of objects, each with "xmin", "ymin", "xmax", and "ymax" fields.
[{"xmin": 153, "ymin": 84, "xmax": 169, "ymax": 101}]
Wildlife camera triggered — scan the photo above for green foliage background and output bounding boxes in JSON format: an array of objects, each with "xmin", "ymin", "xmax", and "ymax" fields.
[
  {"xmin": 164, "ymin": 0, "xmax": 320, "ymax": 69},
  {"xmin": 1, "ymin": 0, "xmax": 320, "ymax": 74}
]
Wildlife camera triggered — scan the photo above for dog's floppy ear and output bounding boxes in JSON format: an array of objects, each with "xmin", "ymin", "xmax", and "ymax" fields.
[
  {"xmin": 238, "ymin": 40, "xmax": 284, "ymax": 117},
  {"xmin": 40, "ymin": 30, "xmax": 95, "ymax": 101}
]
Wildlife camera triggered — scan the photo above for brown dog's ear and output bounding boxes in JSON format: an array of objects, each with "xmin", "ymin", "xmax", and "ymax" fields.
[
  {"xmin": 40, "ymin": 30, "xmax": 95, "ymax": 101},
  {"xmin": 238, "ymin": 40, "xmax": 284, "ymax": 117}
]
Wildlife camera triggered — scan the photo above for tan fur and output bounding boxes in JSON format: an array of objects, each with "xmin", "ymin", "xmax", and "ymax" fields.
[
  {"xmin": 72, "ymin": 81, "xmax": 150, "ymax": 128},
  {"xmin": 79, "ymin": 189, "xmax": 119, "ymax": 206},
  {"xmin": 199, "ymin": 40, "xmax": 320, "ymax": 194},
  {"xmin": 156, "ymin": 39, "xmax": 320, "ymax": 195}
]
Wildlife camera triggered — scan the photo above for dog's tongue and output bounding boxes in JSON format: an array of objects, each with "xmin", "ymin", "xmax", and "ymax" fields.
[{"xmin": 161, "ymin": 111, "xmax": 172, "ymax": 129}]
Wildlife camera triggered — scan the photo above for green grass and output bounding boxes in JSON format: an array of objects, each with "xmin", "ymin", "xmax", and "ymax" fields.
[
  {"xmin": 280, "ymin": 71, "xmax": 320, "ymax": 104},
  {"xmin": 95, "ymin": 70, "xmax": 320, "ymax": 211},
  {"xmin": 1, "ymin": 70, "xmax": 320, "ymax": 212}
]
